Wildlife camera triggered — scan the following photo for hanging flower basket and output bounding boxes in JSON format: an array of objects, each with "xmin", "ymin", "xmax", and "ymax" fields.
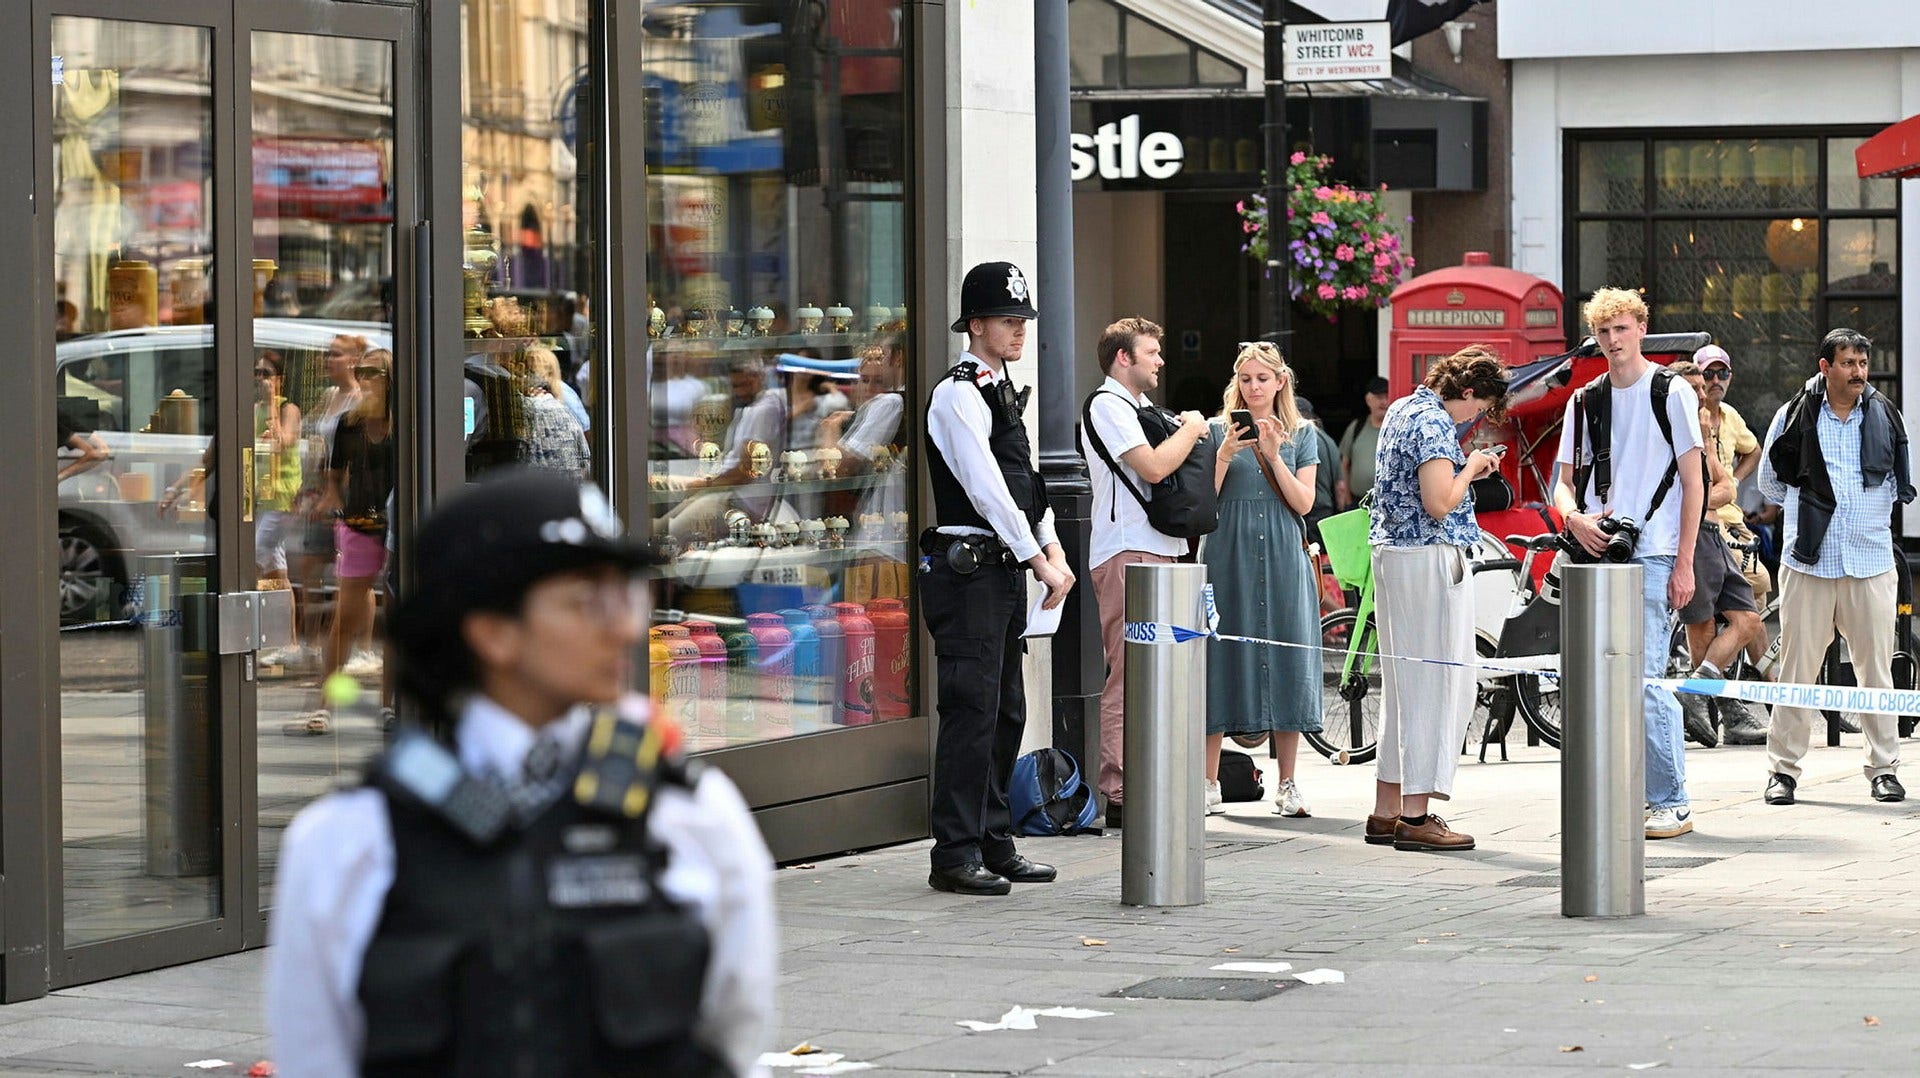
[{"xmin": 1237, "ymin": 151, "xmax": 1415, "ymax": 321}]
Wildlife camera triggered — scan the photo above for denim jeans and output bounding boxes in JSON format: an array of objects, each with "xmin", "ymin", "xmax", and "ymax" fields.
[{"xmin": 1635, "ymin": 555, "xmax": 1689, "ymax": 811}]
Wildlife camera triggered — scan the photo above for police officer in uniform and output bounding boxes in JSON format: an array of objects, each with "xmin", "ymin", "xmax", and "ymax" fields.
[
  {"xmin": 266, "ymin": 470, "xmax": 776, "ymax": 1077},
  {"xmin": 922, "ymin": 261, "xmax": 1076, "ymax": 896}
]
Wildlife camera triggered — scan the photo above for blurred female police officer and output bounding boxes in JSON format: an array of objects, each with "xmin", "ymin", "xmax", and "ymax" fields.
[{"xmin": 266, "ymin": 470, "xmax": 776, "ymax": 1076}]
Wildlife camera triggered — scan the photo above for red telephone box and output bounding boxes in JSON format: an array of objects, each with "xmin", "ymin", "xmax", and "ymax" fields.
[{"xmin": 1388, "ymin": 252, "xmax": 1566, "ymax": 396}]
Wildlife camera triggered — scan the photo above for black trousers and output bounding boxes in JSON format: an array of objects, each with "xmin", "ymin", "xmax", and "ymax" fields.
[{"xmin": 921, "ymin": 557, "xmax": 1027, "ymax": 870}]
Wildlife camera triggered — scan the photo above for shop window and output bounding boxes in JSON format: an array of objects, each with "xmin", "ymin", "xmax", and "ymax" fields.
[
  {"xmin": 1123, "ymin": 14, "xmax": 1189, "ymax": 88},
  {"xmin": 642, "ymin": 1, "xmax": 914, "ymax": 751},
  {"xmin": 1568, "ymin": 130, "xmax": 1900, "ymax": 426},
  {"xmin": 1069, "ymin": 0, "xmax": 1245, "ymax": 92},
  {"xmin": 1068, "ymin": 0, "xmax": 1121, "ymax": 88},
  {"xmin": 1196, "ymin": 49, "xmax": 1241, "ymax": 88},
  {"xmin": 460, "ymin": 0, "xmax": 598, "ymax": 485}
]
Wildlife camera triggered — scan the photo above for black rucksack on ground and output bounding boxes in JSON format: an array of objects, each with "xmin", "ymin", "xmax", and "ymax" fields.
[
  {"xmin": 1081, "ymin": 390, "xmax": 1219, "ymax": 539},
  {"xmin": 1217, "ymin": 750, "xmax": 1265, "ymax": 802}
]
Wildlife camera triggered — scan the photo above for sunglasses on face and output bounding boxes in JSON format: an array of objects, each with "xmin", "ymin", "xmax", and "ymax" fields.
[
  {"xmin": 1702, "ymin": 368, "xmax": 1731, "ymax": 381},
  {"xmin": 354, "ymin": 366, "xmax": 390, "ymax": 379}
]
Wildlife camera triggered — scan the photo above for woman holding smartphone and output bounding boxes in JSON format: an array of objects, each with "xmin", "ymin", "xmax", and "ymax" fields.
[
  {"xmin": 1201, "ymin": 341, "xmax": 1322, "ymax": 818},
  {"xmin": 1366, "ymin": 345, "xmax": 1510, "ymax": 852}
]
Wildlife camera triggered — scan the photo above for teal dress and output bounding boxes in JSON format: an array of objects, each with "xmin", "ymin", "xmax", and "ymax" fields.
[{"xmin": 1202, "ymin": 422, "xmax": 1323, "ymax": 734}]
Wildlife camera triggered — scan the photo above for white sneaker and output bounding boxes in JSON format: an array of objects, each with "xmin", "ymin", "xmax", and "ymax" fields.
[
  {"xmin": 1274, "ymin": 778, "xmax": 1311, "ymax": 818},
  {"xmin": 1645, "ymin": 805, "xmax": 1693, "ymax": 839},
  {"xmin": 343, "ymin": 648, "xmax": 383, "ymax": 678},
  {"xmin": 1205, "ymin": 780, "xmax": 1226, "ymax": 815}
]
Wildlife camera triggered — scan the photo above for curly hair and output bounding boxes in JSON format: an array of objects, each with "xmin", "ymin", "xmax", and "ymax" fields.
[
  {"xmin": 1581, "ymin": 287, "xmax": 1648, "ymax": 332},
  {"xmin": 1423, "ymin": 344, "xmax": 1511, "ymax": 425}
]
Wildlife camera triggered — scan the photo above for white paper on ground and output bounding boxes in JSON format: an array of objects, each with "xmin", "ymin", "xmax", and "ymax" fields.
[
  {"xmin": 798, "ymin": 1064, "xmax": 876, "ymax": 1075},
  {"xmin": 956, "ymin": 1004, "xmax": 1112, "ymax": 1031},
  {"xmin": 183, "ymin": 1063, "xmax": 233, "ymax": 1071},
  {"xmin": 1210, "ymin": 961, "xmax": 1293, "ymax": 973},
  {"xmin": 759, "ymin": 1051, "xmax": 845, "ymax": 1069},
  {"xmin": 1022, "ymin": 589, "xmax": 1063, "ymax": 638},
  {"xmin": 1293, "ymin": 968, "xmax": 1345, "ymax": 984},
  {"xmin": 1627, "ymin": 1064, "xmax": 1665, "ymax": 1071}
]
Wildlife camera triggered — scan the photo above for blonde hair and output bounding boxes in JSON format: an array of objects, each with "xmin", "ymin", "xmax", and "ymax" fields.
[
  {"xmin": 350, "ymin": 348, "xmax": 393, "ymax": 421},
  {"xmin": 1219, "ymin": 341, "xmax": 1302, "ymax": 441},
  {"xmin": 1582, "ymin": 287, "xmax": 1648, "ymax": 332}
]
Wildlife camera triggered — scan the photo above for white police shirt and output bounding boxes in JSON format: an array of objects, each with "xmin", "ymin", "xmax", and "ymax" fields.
[
  {"xmin": 265, "ymin": 695, "xmax": 778, "ymax": 1078},
  {"xmin": 925, "ymin": 350, "xmax": 1059, "ymax": 562}
]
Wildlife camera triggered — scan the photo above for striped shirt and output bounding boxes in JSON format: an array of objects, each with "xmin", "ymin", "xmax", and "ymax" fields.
[{"xmin": 1757, "ymin": 395, "xmax": 1897, "ymax": 579}]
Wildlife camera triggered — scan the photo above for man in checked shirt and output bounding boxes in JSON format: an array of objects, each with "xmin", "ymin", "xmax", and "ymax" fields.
[{"xmin": 1758, "ymin": 328, "xmax": 1916, "ymax": 806}]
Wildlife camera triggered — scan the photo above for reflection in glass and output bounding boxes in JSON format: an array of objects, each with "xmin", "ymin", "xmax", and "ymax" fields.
[
  {"xmin": 251, "ymin": 30, "xmax": 397, "ymax": 912},
  {"xmin": 1827, "ymin": 219, "xmax": 1899, "ymax": 291},
  {"xmin": 1575, "ymin": 220, "xmax": 1643, "ymax": 296},
  {"xmin": 644, "ymin": 2, "xmax": 913, "ymax": 750},
  {"xmin": 1577, "ymin": 141, "xmax": 1643, "ymax": 213},
  {"xmin": 1827, "ymin": 137, "xmax": 1899, "ymax": 212},
  {"xmin": 461, "ymin": 0, "xmax": 597, "ymax": 483},
  {"xmin": 52, "ymin": 16, "xmax": 221, "ymax": 946}
]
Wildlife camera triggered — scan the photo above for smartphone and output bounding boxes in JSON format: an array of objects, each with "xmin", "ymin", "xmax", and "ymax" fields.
[
  {"xmin": 1485, "ymin": 443, "xmax": 1508, "ymax": 457},
  {"xmin": 1230, "ymin": 409, "xmax": 1256, "ymax": 442}
]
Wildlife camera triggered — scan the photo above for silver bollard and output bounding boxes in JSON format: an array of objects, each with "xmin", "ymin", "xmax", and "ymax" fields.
[
  {"xmin": 1121, "ymin": 562, "xmax": 1207, "ymax": 907},
  {"xmin": 1560, "ymin": 562, "xmax": 1646, "ymax": 918}
]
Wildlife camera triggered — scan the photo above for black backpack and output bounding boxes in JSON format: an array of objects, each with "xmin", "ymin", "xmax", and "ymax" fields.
[
  {"xmin": 1218, "ymin": 750, "xmax": 1265, "ymax": 802},
  {"xmin": 1081, "ymin": 390, "xmax": 1220, "ymax": 540},
  {"xmin": 1568, "ymin": 367, "xmax": 1701, "ymax": 518}
]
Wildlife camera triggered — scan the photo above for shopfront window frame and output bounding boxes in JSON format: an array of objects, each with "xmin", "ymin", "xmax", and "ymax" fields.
[{"xmin": 1563, "ymin": 126, "xmax": 1902, "ymax": 419}]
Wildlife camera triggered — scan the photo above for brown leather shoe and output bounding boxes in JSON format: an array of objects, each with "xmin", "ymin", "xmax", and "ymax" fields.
[
  {"xmin": 1393, "ymin": 813, "xmax": 1476, "ymax": 852},
  {"xmin": 1364, "ymin": 814, "xmax": 1398, "ymax": 845}
]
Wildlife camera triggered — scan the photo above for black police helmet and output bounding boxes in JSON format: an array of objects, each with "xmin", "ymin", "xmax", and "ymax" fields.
[
  {"xmin": 388, "ymin": 470, "xmax": 660, "ymax": 718},
  {"xmin": 950, "ymin": 260, "xmax": 1039, "ymax": 333}
]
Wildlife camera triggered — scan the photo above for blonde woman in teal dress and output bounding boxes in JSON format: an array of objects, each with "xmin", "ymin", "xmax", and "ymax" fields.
[{"xmin": 1202, "ymin": 341, "xmax": 1323, "ymax": 817}]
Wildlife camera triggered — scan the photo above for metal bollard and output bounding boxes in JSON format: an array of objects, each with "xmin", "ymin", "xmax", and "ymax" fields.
[
  {"xmin": 1121, "ymin": 563, "xmax": 1207, "ymax": 907},
  {"xmin": 1560, "ymin": 563, "xmax": 1646, "ymax": 918}
]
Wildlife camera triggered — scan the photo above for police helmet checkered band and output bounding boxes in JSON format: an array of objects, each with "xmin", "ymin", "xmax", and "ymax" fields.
[{"xmin": 951, "ymin": 260, "xmax": 1040, "ymax": 332}]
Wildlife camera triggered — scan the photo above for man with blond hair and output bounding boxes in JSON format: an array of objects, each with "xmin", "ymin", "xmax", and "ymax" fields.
[
  {"xmin": 1079, "ymin": 316, "xmax": 1209, "ymax": 828},
  {"xmin": 1553, "ymin": 288, "xmax": 1705, "ymax": 839}
]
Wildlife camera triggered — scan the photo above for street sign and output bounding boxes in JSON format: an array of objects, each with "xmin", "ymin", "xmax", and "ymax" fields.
[{"xmin": 1282, "ymin": 21, "xmax": 1391, "ymax": 83}]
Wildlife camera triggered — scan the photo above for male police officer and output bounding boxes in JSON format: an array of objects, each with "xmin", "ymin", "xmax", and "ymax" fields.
[
  {"xmin": 922, "ymin": 261, "xmax": 1075, "ymax": 896},
  {"xmin": 267, "ymin": 470, "xmax": 775, "ymax": 1076}
]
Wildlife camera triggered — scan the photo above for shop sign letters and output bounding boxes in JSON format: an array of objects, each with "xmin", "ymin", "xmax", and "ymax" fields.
[{"xmin": 1071, "ymin": 114, "xmax": 1184, "ymax": 182}]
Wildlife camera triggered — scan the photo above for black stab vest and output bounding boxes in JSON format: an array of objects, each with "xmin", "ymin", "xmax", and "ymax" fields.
[
  {"xmin": 925, "ymin": 363, "xmax": 1048, "ymax": 532},
  {"xmin": 357, "ymin": 759, "xmax": 726, "ymax": 1078}
]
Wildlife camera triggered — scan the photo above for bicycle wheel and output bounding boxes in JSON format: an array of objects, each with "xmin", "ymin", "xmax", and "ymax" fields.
[
  {"xmin": 1512, "ymin": 665, "xmax": 1563, "ymax": 749},
  {"xmin": 1308, "ymin": 608, "xmax": 1380, "ymax": 765}
]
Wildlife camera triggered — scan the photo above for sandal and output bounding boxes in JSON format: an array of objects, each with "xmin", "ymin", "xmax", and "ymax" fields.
[{"xmin": 283, "ymin": 709, "xmax": 332, "ymax": 736}]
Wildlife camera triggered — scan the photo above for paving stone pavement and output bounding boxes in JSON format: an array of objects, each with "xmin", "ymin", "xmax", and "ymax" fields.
[{"xmin": 5, "ymin": 736, "xmax": 1920, "ymax": 1074}]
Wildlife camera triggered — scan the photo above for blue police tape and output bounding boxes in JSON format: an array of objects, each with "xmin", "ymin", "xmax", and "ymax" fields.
[{"xmin": 1122, "ymin": 616, "xmax": 1920, "ymax": 719}]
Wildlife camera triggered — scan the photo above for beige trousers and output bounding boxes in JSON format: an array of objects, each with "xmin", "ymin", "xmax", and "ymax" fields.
[
  {"xmin": 1765, "ymin": 566, "xmax": 1901, "ymax": 780},
  {"xmin": 1093, "ymin": 551, "xmax": 1179, "ymax": 805},
  {"xmin": 1373, "ymin": 543, "xmax": 1474, "ymax": 799}
]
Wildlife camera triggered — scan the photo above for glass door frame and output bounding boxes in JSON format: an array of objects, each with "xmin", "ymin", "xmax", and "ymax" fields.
[{"xmin": 3, "ymin": 0, "xmax": 420, "ymax": 999}]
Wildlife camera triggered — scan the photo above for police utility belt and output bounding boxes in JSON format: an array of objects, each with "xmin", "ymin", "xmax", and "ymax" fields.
[{"xmin": 920, "ymin": 528, "xmax": 1019, "ymax": 574}]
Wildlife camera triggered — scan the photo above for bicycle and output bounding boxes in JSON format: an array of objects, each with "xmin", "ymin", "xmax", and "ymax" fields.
[{"xmin": 1307, "ymin": 529, "xmax": 1556, "ymax": 764}]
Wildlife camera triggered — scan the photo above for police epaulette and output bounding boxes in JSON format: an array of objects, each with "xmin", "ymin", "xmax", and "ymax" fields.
[
  {"xmin": 571, "ymin": 712, "xmax": 689, "ymax": 820},
  {"xmin": 370, "ymin": 730, "xmax": 512, "ymax": 846},
  {"xmin": 948, "ymin": 360, "xmax": 981, "ymax": 383}
]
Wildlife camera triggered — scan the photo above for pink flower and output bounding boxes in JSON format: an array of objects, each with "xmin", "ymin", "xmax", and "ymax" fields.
[
  {"xmin": 1335, "ymin": 244, "xmax": 1355, "ymax": 261},
  {"xmin": 1290, "ymin": 151, "xmax": 1307, "ymax": 165},
  {"xmin": 1374, "ymin": 252, "xmax": 1393, "ymax": 268},
  {"xmin": 1310, "ymin": 211, "xmax": 1333, "ymax": 228},
  {"xmin": 1372, "ymin": 271, "xmax": 1390, "ymax": 286},
  {"xmin": 1316, "ymin": 283, "xmax": 1338, "ymax": 300},
  {"xmin": 1235, "ymin": 201, "xmax": 1245, "ymax": 214},
  {"xmin": 1313, "ymin": 186, "xmax": 1334, "ymax": 200},
  {"xmin": 1344, "ymin": 285, "xmax": 1366, "ymax": 301}
]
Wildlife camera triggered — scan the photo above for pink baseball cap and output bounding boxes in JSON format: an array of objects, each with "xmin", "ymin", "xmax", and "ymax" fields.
[{"xmin": 1693, "ymin": 344, "xmax": 1732, "ymax": 368}]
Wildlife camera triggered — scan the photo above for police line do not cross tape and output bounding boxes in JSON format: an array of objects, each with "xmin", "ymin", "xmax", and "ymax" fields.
[{"xmin": 1121, "ymin": 588, "xmax": 1920, "ymax": 719}]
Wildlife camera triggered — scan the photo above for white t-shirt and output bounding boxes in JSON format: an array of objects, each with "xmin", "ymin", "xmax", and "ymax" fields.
[
  {"xmin": 1081, "ymin": 376, "xmax": 1191, "ymax": 568},
  {"xmin": 1553, "ymin": 365, "xmax": 1703, "ymax": 558}
]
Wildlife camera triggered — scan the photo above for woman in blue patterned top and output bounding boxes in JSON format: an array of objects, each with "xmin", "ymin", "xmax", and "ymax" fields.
[{"xmin": 1365, "ymin": 346, "xmax": 1509, "ymax": 853}]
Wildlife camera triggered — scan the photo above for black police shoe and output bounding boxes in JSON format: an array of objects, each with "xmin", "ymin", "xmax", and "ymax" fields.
[
  {"xmin": 929, "ymin": 862, "xmax": 1011, "ymax": 896},
  {"xmin": 986, "ymin": 854, "xmax": 1057, "ymax": 884},
  {"xmin": 1764, "ymin": 772, "xmax": 1796, "ymax": 805},
  {"xmin": 1871, "ymin": 774, "xmax": 1906, "ymax": 803}
]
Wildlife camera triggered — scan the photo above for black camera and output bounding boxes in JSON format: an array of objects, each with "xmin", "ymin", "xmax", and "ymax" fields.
[{"xmin": 1559, "ymin": 515, "xmax": 1641, "ymax": 564}]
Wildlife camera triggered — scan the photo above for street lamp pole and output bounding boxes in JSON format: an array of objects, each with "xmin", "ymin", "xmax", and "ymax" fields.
[{"xmin": 1261, "ymin": 0, "xmax": 1292, "ymax": 353}]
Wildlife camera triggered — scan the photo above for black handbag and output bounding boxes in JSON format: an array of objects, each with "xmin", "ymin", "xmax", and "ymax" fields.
[{"xmin": 1470, "ymin": 470, "xmax": 1515, "ymax": 513}]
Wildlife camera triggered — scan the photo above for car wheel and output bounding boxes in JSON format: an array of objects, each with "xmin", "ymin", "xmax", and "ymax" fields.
[{"xmin": 59, "ymin": 521, "xmax": 136, "ymax": 625}]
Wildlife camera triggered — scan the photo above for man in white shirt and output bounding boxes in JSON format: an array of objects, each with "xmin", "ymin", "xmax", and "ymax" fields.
[
  {"xmin": 1553, "ymin": 288, "xmax": 1705, "ymax": 840},
  {"xmin": 922, "ymin": 261, "xmax": 1074, "ymax": 896},
  {"xmin": 1078, "ymin": 317, "xmax": 1206, "ymax": 827}
]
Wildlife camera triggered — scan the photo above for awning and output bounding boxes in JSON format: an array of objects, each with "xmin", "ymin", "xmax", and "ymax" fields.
[{"xmin": 1856, "ymin": 114, "xmax": 1920, "ymax": 180}]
